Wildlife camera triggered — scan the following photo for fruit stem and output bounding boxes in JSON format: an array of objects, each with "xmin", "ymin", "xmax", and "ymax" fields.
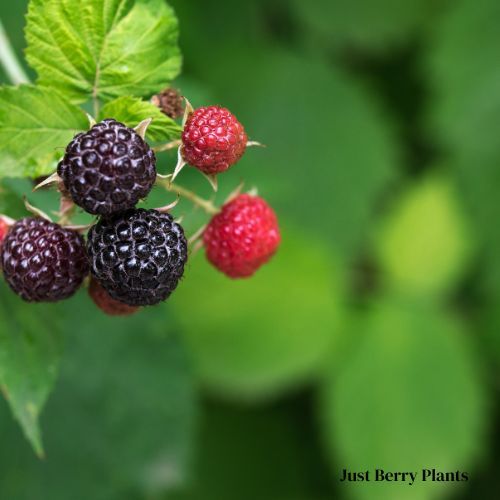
[
  {"xmin": 157, "ymin": 178, "xmax": 219, "ymax": 215},
  {"xmin": 153, "ymin": 139, "xmax": 182, "ymax": 153},
  {"xmin": 0, "ymin": 19, "xmax": 30, "ymax": 85}
]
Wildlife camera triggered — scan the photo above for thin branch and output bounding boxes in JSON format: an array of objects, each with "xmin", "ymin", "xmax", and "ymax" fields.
[{"xmin": 156, "ymin": 178, "xmax": 219, "ymax": 215}]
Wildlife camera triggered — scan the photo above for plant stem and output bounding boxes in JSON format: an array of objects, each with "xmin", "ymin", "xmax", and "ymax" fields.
[
  {"xmin": 93, "ymin": 94, "xmax": 100, "ymax": 119},
  {"xmin": 0, "ymin": 19, "xmax": 29, "ymax": 85},
  {"xmin": 153, "ymin": 139, "xmax": 182, "ymax": 153},
  {"xmin": 157, "ymin": 178, "xmax": 219, "ymax": 215}
]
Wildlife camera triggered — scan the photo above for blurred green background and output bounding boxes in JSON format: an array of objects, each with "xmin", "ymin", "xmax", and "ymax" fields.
[{"xmin": 1, "ymin": 0, "xmax": 499, "ymax": 498}]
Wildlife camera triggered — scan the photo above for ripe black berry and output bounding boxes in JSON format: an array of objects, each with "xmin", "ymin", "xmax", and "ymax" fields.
[
  {"xmin": 87, "ymin": 209, "xmax": 188, "ymax": 306},
  {"xmin": 1, "ymin": 218, "xmax": 89, "ymax": 302},
  {"xmin": 57, "ymin": 119, "xmax": 156, "ymax": 216}
]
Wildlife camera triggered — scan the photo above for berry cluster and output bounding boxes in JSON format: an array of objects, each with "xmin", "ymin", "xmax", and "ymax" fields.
[{"xmin": 0, "ymin": 97, "xmax": 280, "ymax": 314}]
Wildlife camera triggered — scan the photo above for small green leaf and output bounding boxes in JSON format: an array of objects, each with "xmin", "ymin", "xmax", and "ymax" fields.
[
  {"xmin": 25, "ymin": 0, "xmax": 182, "ymax": 104},
  {"xmin": 100, "ymin": 96, "xmax": 182, "ymax": 142},
  {"xmin": 374, "ymin": 174, "xmax": 473, "ymax": 297},
  {"xmin": 0, "ymin": 85, "xmax": 87, "ymax": 178},
  {"xmin": 0, "ymin": 284, "xmax": 63, "ymax": 457},
  {"xmin": 319, "ymin": 298, "xmax": 486, "ymax": 500},
  {"xmin": 171, "ymin": 228, "xmax": 343, "ymax": 400}
]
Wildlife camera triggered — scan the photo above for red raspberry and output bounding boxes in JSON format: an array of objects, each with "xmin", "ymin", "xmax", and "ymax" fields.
[
  {"xmin": 88, "ymin": 277, "xmax": 139, "ymax": 316},
  {"xmin": 203, "ymin": 194, "xmax": 281, "ymax": 278},
  {"xmin": 182, "ymin": 106, "xmax": 248, "ymax": 175},
  {"xmin": 0, "ymin": 218, "xmax": 8, "ymax": 246}
]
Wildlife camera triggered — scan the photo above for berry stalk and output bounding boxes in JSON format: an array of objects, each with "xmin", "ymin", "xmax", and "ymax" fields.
[
  {"xmin": 157, "ymin": 178, "xmax": 219, "ymax": 215},
  {"xmin": 0, "ymin": 19, "xmax": 30, "ymax": 85}
]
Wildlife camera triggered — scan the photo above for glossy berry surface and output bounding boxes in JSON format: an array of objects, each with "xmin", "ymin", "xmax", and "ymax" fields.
[
  {"xmin": 1, "ymin": 218, "xmax": 89, "ymax": 302},
  {"xmin": 58, "ymin": 119, "xmax": 156, "ymax": 216},
  {"xmin": 204, "ymin": 194, "xmax": 281, "ymax": 278},
  {"xmin": 88, "ymin": 277, "xmax": 139, "ymax": 316},
  {"xmin": 87, "ymin": 209, "xmax": 188, "ymax": 306},
  {"xmin": 182, "ymin": 106, "xmax": 247, "ymax": 174}
]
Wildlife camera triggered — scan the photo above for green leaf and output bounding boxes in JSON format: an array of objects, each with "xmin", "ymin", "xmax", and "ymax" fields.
[
  {"xmin": 171, "ymin": 228, "xmax": 343, "ymax": 400},
  {"xmin": 25, "ymin": 0, "xmax": 181, "ymax": 104},
  {"xmin": 292, "ymin": 0, "xmax": 443, "ymax": 52},
  {"xmin": 169, "ymin": 400, "xmax": 332, "ymax": 500},
  {"xmin": 100, "ymin": 96, "xmax": 182, "ymax": 142},
  {"xmin": 374, "ymin": 173, "xmax": 473, "ymax": 297},
  {"xmin": 0, "ymin": 181, "xmax": 26, "ymax": 218},
  {"xmin": 0, "ymin": 85, "xmax": 87, "ymax": 178},
  {"xmin": 0, "ymin": 296, "xmax": 197, "ymax": 499},
  {"xmin": 0, "ymin": 284, "xmax": 63, "ymax": 457},
  {"xmin": 426, "ymin": 0, "xmax": 500, "ymax": 296},
  {"xmin": 319, "ymin": 298, "xmax": 486, "ymax": 500}
]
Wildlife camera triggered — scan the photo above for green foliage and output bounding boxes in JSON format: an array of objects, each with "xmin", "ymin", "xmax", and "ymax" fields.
[
  {"xmin": 0, "ymin": 85, "xmax": 87, "ymax": 178},
  {"xmin": 0, "ymin": 0, "xmax": 499, "ymax": 497},
  {"xmin": 0, "ymin": 283, "xmax": 63, "ymax": 457},
  {"xmin": 100, "ymin": 96, "xmax": 182, "ymax": 142},
  {"xmin": 374, "ymin": 173, "xmax": 473, "ymax": 297},
  {"xmin": 427, "ymin": 0, "xmax": 500, "ymax": 297},
  {"xmin": 0, "ymin": 296, "xmax": 197, "ymax": 500},
  {"xmin": 169, "ymin": 400, "xmax": 330, "ymax": 500},
  {"xmin": 320, "ymin": 297, "xmax": 486, "ymax": 500},
  {"xmin": 292, "ymin": 0, "xmax": 441, "ymax": 52},
  {"xmin": 172, "ymin": 229, "xmax": 342, "ymax": 400},
  {"xmin": 0, "ymin": 181, "xmax": 26, "ymax": 217},
  {"xmin": 25, "ymin": 0, "xmax": 181, "ymax": 104},
  {"xmin": 186, "ymin": 46, "xmax": 400, "ymax": 257}
]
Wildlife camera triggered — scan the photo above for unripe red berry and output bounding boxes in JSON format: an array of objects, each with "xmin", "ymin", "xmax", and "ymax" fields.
[
  {"xmin": 88, "ymin": 277, "xmax": 139, "ymax": 316},
  {"xmin": 182, "ymin": 106, "xmax": 247, "ymax": 175},
  {"xmin": 0, "ymin": 219, "xmax": 8, "ymax": 246},
  {"xmin": 203, "ymin": 194, "xmax": 281, "ymax": 278}
]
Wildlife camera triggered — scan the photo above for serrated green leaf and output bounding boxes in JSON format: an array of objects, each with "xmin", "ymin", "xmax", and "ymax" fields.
[
  {"xmin": 0, "ymin": 85, "xmax": 87, "ymax": 178},
  {"xmin": 0, "ymin": 284, "xmax": 63, "ymax": 457},
  {"xmin": 100, "ymin": 96, "xmax": 182, "ymax": 142},
  {"xmin": 319, "ymin": 298, "xmax": 486, "ymax": 500},
  {"xmin": 25, "ymin": 0, "xmax": 181, "ymax": 104},
  {"xmin": 171, "ymin": 228, "xmax": 343, "ymax": 400},
  {"xmin": 374, "ymin": 174, "xmax": 473, "ymax": 297}
]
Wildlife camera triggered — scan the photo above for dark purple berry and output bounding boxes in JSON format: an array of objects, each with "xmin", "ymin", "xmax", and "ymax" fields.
[
  {"xmin": 0, "ymin": 218, "xmax": 89, "ymax": 302},
  {"xmin": 87, "ymin": 209, "xmax": 188, "ymax": 306},
  {"xmin": 57, "ymin": 119, "xmax": 157, "ymax": 216}
]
